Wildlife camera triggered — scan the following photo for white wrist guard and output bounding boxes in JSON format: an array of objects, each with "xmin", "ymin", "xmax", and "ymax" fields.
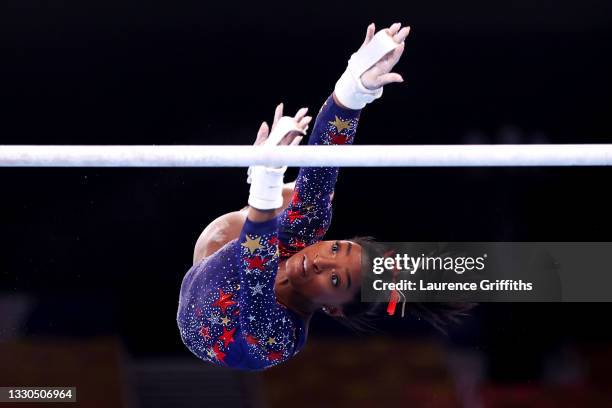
[
  {"xmin": 247, "ymin": 116, "xmax": 304, "ymax": 210},
  {"xmin": 334, "ymin": 30, "xmax": 399, "ymax": 109},
  {"xmin": 248, "ymin": 166, "xmax": 285, "ymax": 210}
]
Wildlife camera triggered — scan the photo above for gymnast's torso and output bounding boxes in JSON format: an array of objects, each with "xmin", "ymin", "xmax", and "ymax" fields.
[{"xmin": 177, "ymin": 234, "xmax": 308, "ymax": 370}]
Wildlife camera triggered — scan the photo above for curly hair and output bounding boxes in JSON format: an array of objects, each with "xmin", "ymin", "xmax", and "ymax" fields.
[{"xmin": 330, "ymin": 236, "xmax": 476, "ymax": 333}]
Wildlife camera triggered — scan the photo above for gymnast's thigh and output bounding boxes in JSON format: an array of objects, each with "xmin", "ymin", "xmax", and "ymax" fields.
[{"xmin": 193, "ymin": 209, "xmax": 248, "ymax": 264}]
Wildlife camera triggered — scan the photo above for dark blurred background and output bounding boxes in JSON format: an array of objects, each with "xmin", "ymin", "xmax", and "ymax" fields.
[{"xmin": 1, "ymin": 1, "xmax": 612, "ymax": 407}]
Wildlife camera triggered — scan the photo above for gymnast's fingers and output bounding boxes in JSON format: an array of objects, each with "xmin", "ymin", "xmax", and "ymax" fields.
[
  {"xmin": 279, "ymin": 132, "xmax": 304, "ymax": 146},
  {"xmin": 298, "ymin": 116, "xmax": 312, "ymax": 134},
  {"xmin": 377, "ymin": 72, "xmax": 404, "ymax": 86},
  {"xmin": 294, "ymin": 107, "xmax": 309, "ymax": 122},
  {"xmin": 360, "ymin": 23, "xmax": 375, "ymax": 48},
  {"xmin": 272, "ymin": 103, "xmax": 283, "ymax": 129},
  {"xmin": 385, "ymin": 42, "xmax": 405, "ymax": 70},
  {"xmin": 368, "ymin": 42, "xmax": 404, "ymax": 77},
  {"xmin": 385, "ymin": 22, "xmax": 401, "ymax": 37},
  {"xmin": 300, "ymin": 116, "xmax": 312, "ymax": 128},
  {"xmin": 393, "ymin": 26, "xmax": 410, "ymax": 43},
  {"xmin": 255, "ymin": 121, "xmax": 269, "ymax": 145},
  {"xmin": 289, "ymin": 135, "xmax": 303, "ymax": 146}
]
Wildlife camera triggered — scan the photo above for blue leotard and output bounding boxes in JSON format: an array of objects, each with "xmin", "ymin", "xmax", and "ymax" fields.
[{"xmin": 177, "ymin": 95, "xmax": 361, "ymax": 370}]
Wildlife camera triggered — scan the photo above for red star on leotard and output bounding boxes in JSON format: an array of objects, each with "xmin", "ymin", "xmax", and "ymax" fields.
[
  {"xmin": 212, "ymin": 289, "xmax": 236, "ymax": 314},
  {"xmin": 291, "ymin": 193, "xmax": 301, "ymax": 207},
  {"xmin": 287, "ymin": 209, "xmax": 305, "ymax": 223},
  {"xmin": 279, "ymin": 242, "xmax": 297, "ymax": 257},
  {"xmin": 232, "ymin": 309, "xmax": 240, "ymax": 316},
  {"xmin": 199, "ymin": 326, "xmax": 211, "ymax": 340},
  {"xmin": 194, "ymin": 307, "xmax": 203, "ymax": 317},
  {"xmin": 246, "ymin": 255, "xmax": 267, "ymax": 271},
  {"xmin": 292, "ymin": 239, "xmax": 306, "ymax": 250},
  {"xmin": 245, "ymin": 334, "xmax": 259, "ymax": 345},
  {"xmin": 267, "ymin": 350, "xmax": 284, "ymax": 361},
  {"xmin": 219, "ymin": 326, "xmax": 236, "ymax": 348},
  {"xmin": 315, "ymin": 227, "xmax": 326, "ymax": 237},
  {"xmin": 213, "ymin": 343, "xmax": 226, "ymax": 363},
  {"xmin": 330, "ymin": 132, "xmax": 350, "ymax": 145},
  {"xmin": 268, "ymin": 236, "xmax": 279, "ymax": 246}
]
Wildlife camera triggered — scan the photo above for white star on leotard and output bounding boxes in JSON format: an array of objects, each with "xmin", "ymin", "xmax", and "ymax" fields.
[
  {"xmin": 207, "ymin": 313, "xmax": 221, "ymax": 325},
  {"xmin": 250, "ymin": 282, "xmax": 265, "ymax": 296},
  {"xmin": 248, "ymin": 314, "xmax": 256, "ymax": 322},
  {"xmin": 306, "ymin": 213, "xmax": 320, "ymax": 224}
]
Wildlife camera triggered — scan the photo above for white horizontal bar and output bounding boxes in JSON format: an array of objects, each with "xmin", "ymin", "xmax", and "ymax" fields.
[{"xmin": 0, "ymin": 145, "xmax": 611, "ymax": 167}]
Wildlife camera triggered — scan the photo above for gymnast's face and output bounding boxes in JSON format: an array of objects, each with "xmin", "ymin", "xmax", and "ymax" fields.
[{"xmin": 285, "ymin": 240, "xmax": 362, "ymax": 312}]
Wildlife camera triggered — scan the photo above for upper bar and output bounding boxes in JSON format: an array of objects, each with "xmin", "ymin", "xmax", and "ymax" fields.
[{"xmin": 1, "ymin": 145, "xmax": 611, "ymax": 167}]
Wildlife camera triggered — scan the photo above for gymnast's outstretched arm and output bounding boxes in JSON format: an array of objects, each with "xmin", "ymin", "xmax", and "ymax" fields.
[
  {"xmin": 246, "ymin": 107, "xmax": 311, "ymax": 224},
  {"xmin": 276, "ymin": 22, "xmax": 411, "ymax": 256},
  {"xmin": 192, "ymin": 106, "xmax": 308, "ymax": 264},
  {"xmin": 178, "ymin": 109, "xmax": 311, "ymax": 370}
]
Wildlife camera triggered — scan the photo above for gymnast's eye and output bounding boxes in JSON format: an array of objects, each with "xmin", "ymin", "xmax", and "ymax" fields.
[
  {"xmin": 331, "ymin": 273, "xmax": 340, "ymax": 287},
  {"xmin": 332, "ymin": 241, "xmax": 340, "ymax": 254}
]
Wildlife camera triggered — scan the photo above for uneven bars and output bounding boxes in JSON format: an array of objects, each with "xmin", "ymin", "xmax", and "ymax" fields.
[{"xmin": 0, "ymin": 145, "xmax": 611, "ymax": 167}]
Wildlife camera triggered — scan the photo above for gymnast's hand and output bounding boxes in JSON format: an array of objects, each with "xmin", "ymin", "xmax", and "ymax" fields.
[
  {"xmin": 334, "ymin": 22, "xmax": 410, "ymax": 109},
  {"xmin": 360, "ymin": 23, "xmax": 411, "ymax": 90},
  {"xmin": 247, "ymin": 104, "xmax": 311, "ymax": 216},
  {"xmin": 253, "ymin": 103, "xmax": 312, "ymax": 147}
]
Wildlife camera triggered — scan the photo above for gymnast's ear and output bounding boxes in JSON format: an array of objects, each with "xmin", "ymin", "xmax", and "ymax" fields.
[{"xmin": 322, "ymin": 305, "xmax": 344, "ymax": 317}]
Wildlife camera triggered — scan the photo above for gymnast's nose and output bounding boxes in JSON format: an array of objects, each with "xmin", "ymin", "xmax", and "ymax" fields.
[{"xmin": 313, "ymin": 255, "xmax": 334, "ymax": 274}]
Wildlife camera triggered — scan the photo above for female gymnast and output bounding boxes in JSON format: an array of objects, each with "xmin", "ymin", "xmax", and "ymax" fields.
[{"xmin": 177, "ymin": 22, "xmax": 466, "ymax": 370}]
